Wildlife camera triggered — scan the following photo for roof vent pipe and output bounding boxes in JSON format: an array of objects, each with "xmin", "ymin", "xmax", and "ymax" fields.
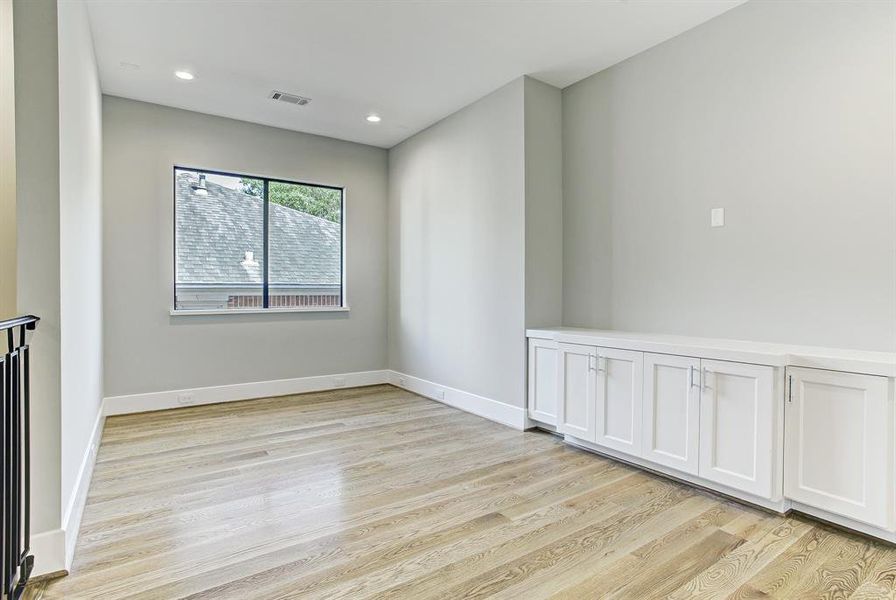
[
  {"xmin": 241, "ymin": 251, "xmax": 259, "ymax": 267},
  {"xmin": 192, "ymin": 173, "xmax": 208, "ymax": 196}
]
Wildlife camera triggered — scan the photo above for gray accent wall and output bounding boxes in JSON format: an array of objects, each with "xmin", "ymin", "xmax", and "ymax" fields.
[
  {"xmin": 102, "ymin": 97, "xmax": 388, "ymax": 396},
  {"xmin": 562, "ymin": 0, "xmax": 896, "ymax": 351}
]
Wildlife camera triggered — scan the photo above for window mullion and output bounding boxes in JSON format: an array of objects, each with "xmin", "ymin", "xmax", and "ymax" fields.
[{"xmin": 263, "ymin": 179, "xmax": 270, "ymax": 308}]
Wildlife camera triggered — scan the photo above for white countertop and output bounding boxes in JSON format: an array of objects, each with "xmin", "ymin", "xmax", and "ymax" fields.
[{"xmin": 526, "ymin": 327, "xmax": 896, "ymax": 378}]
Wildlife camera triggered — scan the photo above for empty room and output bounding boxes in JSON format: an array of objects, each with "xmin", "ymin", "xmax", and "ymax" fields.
[{"xmin": 2, "ymin": 0, "xmax": 895, "ymax": 598}]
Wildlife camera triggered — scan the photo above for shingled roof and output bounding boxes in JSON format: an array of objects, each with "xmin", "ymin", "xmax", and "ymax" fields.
[{"xmin": 175, "ymin": 172, "xmax": 341, "ymax": 287}]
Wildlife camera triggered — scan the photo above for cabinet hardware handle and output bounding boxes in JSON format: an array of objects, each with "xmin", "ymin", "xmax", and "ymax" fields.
[
  {"xmin": 689, "ymin": 365, "xmax": 697, "ymax": 387},
  {"xmin": 703, "ymin": 368, "xmax": 712, "ymax": 390},
  {"xmin": 597, "ymin": 356, "xmax": 606, "ymax": 373},
  {"xmin": 588, "ymin": 355, "xmax": 596, "ymax": 372},
  {"xmin": 788, "ymin": 374, "xmax": 793, "ymax": 403}
]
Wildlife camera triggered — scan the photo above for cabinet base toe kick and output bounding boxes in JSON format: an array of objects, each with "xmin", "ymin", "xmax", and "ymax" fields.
[
  {"xmin": 788, "ymin": 501, "xmax": 896, "ymax": 545},
  {"xmin": 559, "ymin": 432, "xmax": 896, "ymax": 544},
  {"xmin": 561, "ymin": 434, "xmax": 789, "ymax": 515},
  {"xmin": 527, "ymin": 331, "xmax": 896, "ymax": 544}
]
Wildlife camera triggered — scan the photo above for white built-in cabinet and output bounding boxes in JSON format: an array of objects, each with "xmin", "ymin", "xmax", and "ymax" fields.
[
  {"xmin": 699, "ymin": 360, "xmax": 776, "ymax": 498},
  {"xmin": 595, "ymin": 348, "xmax": 643, "ymax": 457},
  {"xmin": 525, "ymin": 328, "xmax": 896, "ymax": 543},
  {"xmin": 544, "ymin": 342, "xmax": 645, "ymax": 457},
  {"xmin": 556, "ymin": 343, "xmax": 597, "ymax": 441},
  {"xmin": 643, "ymin": 353, "xmax": 701, "ymax": 475},
  {"xmin": 784, "ymin": 367, "xmax": 892, "ymax": 529},
  {"xmin": 527, "ymin": 338, "xmax": 558, "ymax": 425}
]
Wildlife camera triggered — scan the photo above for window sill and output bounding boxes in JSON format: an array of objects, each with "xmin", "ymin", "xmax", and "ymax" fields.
[{"xmin": 169, "ymin": 306, "xmax": 350, "ymax": 316}]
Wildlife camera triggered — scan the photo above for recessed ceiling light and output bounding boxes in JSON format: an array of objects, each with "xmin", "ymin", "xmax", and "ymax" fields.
[
  {"xmin": 175, "ymin": 70, "xmax": 195, "ymax": 81},
  {"xmin": 366, "ymin": 114, "xmax": 381, "ymax": 123}
]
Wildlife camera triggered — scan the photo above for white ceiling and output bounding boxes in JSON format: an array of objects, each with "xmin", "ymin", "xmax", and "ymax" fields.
[{"xmin": 85, "ymin": 0, "xmax": 744, "ymax": 148}]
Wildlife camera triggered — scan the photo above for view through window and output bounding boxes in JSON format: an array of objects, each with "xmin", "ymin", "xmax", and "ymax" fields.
[{"xmin": 174, "ymin": 167, "xmax": 344, "ymax": 311}]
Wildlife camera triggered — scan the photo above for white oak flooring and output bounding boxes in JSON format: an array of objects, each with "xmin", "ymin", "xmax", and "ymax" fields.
[{"xmin": 25, "ymin": 384, "xmax": 896, "ymax": 599}]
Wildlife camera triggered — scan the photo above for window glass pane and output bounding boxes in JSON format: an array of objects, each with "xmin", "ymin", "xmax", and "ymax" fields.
[
  {"xmin": 175, "ymin": 168, "xmax": 265, "ymax": 310},
  {"xmin": 267, "ymin": 181, "xmax": 343, "ymax": 308}
]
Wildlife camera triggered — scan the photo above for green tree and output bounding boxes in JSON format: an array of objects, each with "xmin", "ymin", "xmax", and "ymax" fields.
[{"xmin": 240, "ymin": 179, "xmax": 341, "ymax": 223}]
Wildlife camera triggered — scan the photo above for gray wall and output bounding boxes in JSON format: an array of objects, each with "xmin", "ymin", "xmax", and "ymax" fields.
[
  {"xmin": 58, "ymin": 0, "xmax": 103, "ymax": 529},
  {"xmin": 562, "ymin": 0, "xmax": 896, "ymax": 351},
  {"xmin": 524, "ymin": 77, "xmax": 563, "ymax": 328},
  {"xmin": 14, "ymin": 0, "xmax": 61, "ymax": 539},
  {"xmin": 0, "ymin": 0, "xmax": 15, "ymax": 320},
  {"xmin": 388, "ymin": 79, "xmax": 527, "ymax": 407},
  {"xmin": 103, "ymin": 97, "xmax": 388, "ymax": 397}
]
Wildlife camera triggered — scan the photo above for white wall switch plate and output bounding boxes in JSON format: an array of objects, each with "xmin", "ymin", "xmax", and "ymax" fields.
[{"xmin": 711, "ymin": 207, "xmax": 725, "ymax": 227}]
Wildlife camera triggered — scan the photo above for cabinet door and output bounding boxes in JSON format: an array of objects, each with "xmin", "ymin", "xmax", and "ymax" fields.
[
  {"xmin": 527, "ymin": 338, "xmax": 558, "ymax": 425},
  {"xmin": 595, "ymin": 348, "xmax": 643, "ymax": 457},
  {"xmin": 643, "ymin": 353, "xmax": 701, "ymax": 475},
  {"xmin": 557, "ymin": 343, "xmax": 597, "ymax": 442},
  {"xmin": 785, "ymin": 367, "xmax": 892, "ymax": 529},
  {"xmin": 699, "ymin": 360, "xmax": 776, "ymax": 498}
]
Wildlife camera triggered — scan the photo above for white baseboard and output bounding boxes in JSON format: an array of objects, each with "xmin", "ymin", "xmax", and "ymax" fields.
[
  {"xmin": 103, "ymin": 370, "xmax": 391, "ymax": 416},
  {"xmin": 61, "ymin": 406, "xmax": 105, "ymax": 570},
  {"xmin": 103, "ymin": 368, "xmax": 525, "ymax": 430},
  {"xmin": 30, "ymin": 528, "xmax": 66, "ymax": 578},
  {"xmin": 387, "ymin": 370, "xmax": 527, "ymax": 430}
]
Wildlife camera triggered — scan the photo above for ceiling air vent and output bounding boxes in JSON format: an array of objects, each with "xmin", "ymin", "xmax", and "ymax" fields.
[{"xmin": 269, "ymin": 90, "xmax": 311, "ymax": 106}]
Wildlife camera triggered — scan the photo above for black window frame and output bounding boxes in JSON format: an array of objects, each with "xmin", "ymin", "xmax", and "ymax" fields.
[{"xmin": 172, "ymin": 165, "xmax": 346, "ymax": 312}]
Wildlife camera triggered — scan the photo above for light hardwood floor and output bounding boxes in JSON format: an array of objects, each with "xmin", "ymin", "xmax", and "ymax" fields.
[{"xmin": 25, "ymin": 385, "xmax": 896, "ymax": 599}]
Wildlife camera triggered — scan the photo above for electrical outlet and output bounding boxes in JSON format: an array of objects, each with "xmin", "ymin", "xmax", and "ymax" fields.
[
  {"xmin": 711, "ymin": 207, "xmax": 725, "ymax": 227},
  {"xmin": 176, "ymin": 393, "xmax": 195, "ymax": 405},
  {"xmin": 435, "ymin": 388, "xmax": 445, "ymax": 400},
  {"xmin": 333, "ymin": 376, "xmax": 347, "ymax": 387}
]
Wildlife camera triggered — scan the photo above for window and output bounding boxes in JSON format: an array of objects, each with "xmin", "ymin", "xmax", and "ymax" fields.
[{"xmin": 174, "ymin": 167, "xmax": 344, "ymax": 312}]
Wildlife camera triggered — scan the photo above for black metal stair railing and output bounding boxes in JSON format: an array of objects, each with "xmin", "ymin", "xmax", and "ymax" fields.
[{"xmin": 1, "ymin": 315, "xmax": 38, "ymax": 600}]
